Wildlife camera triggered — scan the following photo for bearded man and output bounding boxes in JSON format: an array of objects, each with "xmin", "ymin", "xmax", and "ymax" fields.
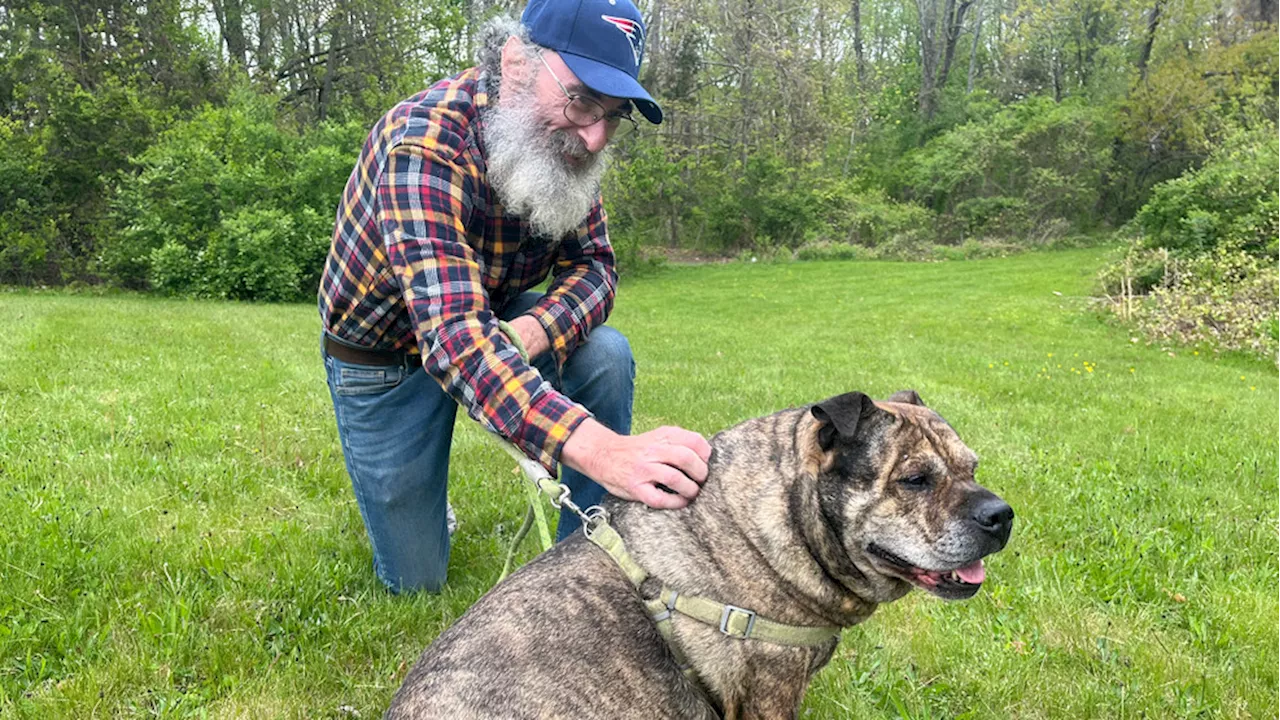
[{"xmin": 318, "ymin": 0, "xmax": 711, "ymax": 593}]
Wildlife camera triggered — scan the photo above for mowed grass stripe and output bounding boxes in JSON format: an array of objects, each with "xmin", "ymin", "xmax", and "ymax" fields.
[{"xmin": 1, "ymin": 248, "xmax": 1275, "ymax": 718}]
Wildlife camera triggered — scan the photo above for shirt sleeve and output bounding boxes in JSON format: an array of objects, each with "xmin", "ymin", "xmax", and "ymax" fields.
[
  {"xmin": 525, "ymin": 199, "xmax": 618, "ymax": 370},
  {"xmin": 376, "ymin": 141, "xmax": 591, "ymax": 472}
]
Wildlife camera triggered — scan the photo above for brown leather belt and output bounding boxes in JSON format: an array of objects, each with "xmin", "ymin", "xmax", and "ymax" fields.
[{"xmin": 323, "ymin": 336, "xmax": 419, "ymax": 367}]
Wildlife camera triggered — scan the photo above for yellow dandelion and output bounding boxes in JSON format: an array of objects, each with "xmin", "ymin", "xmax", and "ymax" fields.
[{"xmin": 989, "ymin": 363, "xmax": 994, "ymax": 369}]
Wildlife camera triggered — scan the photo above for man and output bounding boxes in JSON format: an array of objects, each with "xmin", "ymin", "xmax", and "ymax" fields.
[{"xmin": 318, "ymin": 0, "xmax": 711, "ymax": 594}]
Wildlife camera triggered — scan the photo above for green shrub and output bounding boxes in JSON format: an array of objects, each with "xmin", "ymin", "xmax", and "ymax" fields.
[
  {"xmin": 933, "ymin": 239, "xmax": 1024, "ymax": 261},
  {"xmin": 106, "ymin": 85, "xmax": 360, "ymax": 300},
  {"xmin": 1132, "ymin": 130, "xmax": 1279, "ymax": 258},
  {"xmin": 902, "ymin": 97, "xmax": 1113, "ymax": 242},
  {"xmin": 0, "ymin": 202, "xmax": 60, "ymax": 285},
  {"xmin": 870, "ymin": 230, "xmax": 938, "ymax": 261},
  {"xmin": 204, "ymin": 208, "xmax": 303, "ymax": 302},
  {"xmin": 0, "ymin": 119, "xmax": 57, "ymax": 283},
  {"xmin": 952, "ymin": 196, "xmax": 1030, "ymax": 239},
  {"xmin": 835, "ymin": 189, "xmax": 934, "ymax": 247},
  {"xmin": 148, "ymin": 241, "xmax": 200, "ymax": 295},
  {"xmin": 794, "ymin": 241, "xmax": 873, "ymax": 262},
  {"xmin": 1097, "ymin": 245, "xmax": 1171, "ymax": 297}
]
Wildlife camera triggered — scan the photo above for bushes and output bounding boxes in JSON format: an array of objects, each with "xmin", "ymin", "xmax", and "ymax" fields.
[
  {"xmin": 107, "ymin": 87, "xmax": 362, "ymax": 301},
  {"xmin": 901, "ymin": 97, "xmax": 1113, "ymax": 242},
  {"xmin": 1099, "ymin": 129, "xmax": 1278, "ymax": 361},
  {"xmin": 833, "ymin": 188, "xmax": 934, "ymax": 248},
  {"xmin": 149, "ymin": 208, "xmax": 327, "ymax": 301},
  {"xmin": 1131, "ymin": 131, "xmax": 1279, "ymax": 258},
  {"xmin": 0, "ymin": 118, "xmax": 56, "ymax": 283}
]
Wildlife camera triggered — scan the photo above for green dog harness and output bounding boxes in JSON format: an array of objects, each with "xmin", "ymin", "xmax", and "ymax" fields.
[{"xmin": 584, "ymin": 519, "xmax": 843, "ymax": 676}]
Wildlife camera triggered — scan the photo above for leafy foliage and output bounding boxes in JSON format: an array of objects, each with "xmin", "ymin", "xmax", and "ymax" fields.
[
  {"xmin": 1099, "ymin": 130, "xmax": 1279, "ymax": 361},
  {"xmin": 1132, "ymin": 130, "xmax": 1279, "ymax": 258},
  {"xmin": 0, "ymin": 0, "xmax": 1277, "ymax": 300},
  {"xmin": 108, "ymin": 87, "xmax": 360, "ymax": 300},
  {"xmin": 900, "ymin": 97, "xmax": 1114, "ymax": 241}
]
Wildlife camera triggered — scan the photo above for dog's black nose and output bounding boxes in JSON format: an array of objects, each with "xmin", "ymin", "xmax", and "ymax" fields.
[{"xmin": 969, "ymin": 494, "xmax": 1014, "ymax": 546}]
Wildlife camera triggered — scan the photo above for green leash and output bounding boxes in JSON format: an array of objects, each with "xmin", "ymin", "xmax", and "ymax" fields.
[
  {"xmin": 495, "ymin": 319, "xmax": 561, "ymax": 580},
  {"xmin": 496, "ymin": 432, "xmax": 561, "ymax": 579}
]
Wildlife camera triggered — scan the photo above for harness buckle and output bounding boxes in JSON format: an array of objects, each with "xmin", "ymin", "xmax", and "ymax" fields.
[{"xmin": 719, "ymin": 604, "xmax": 757, "ymax": 639}]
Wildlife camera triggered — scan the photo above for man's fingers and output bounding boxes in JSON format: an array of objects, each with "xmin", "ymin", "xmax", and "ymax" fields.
[
  {"xmin": 659, "ymin": 427, "xmax": 713, "ymax": 463},
  {"xmin": 634, "ymin": 483, "xmax": 691, "ymax": 510},
  {"xmin": 650, "ymin": 464, "xmax": 701, "ymax": 499},
  {"xmin": 651, "ymin": 443, "xmax": 709, "ymax": 485}
]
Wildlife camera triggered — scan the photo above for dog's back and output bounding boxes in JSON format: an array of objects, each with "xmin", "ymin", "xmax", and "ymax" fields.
[{"xmin": 385, "ymin": 535, "xmax": 717, "ymax": 719}]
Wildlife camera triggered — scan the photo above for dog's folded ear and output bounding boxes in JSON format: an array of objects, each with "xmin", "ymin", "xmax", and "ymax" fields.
[
  {"xmin": 886, "ymin": 389, "xmax": 926, "ymax": 407},
  {"xmin": 811, "ymin": 392, "xmax": 878, "ymax": 451}
]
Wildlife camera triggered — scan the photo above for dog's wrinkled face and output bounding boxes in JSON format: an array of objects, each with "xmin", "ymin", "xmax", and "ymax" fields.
[{"xmin": 811, "ymin": 391, "xmax": 1013, "ymax": 603}]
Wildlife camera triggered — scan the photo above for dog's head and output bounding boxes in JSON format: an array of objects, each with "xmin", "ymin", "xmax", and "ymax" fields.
[{"xmin": 809, "ymin": 390, "xmax": 1013, "ymax": 603}]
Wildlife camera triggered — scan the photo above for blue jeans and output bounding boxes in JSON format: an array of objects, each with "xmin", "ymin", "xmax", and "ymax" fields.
[{"xmin": 323, "ymin": 292, "xmax": 634, "ymax": 593}]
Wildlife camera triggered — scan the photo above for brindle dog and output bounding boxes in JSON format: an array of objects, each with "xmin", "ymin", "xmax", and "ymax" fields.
[{"xmin": 385, "ymin": 390, "xmax": 1014, "ymax": 719}]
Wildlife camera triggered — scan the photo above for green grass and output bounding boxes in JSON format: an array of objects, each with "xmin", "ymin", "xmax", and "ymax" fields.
[{"xmin": 1, "ymin": 248, "xmax": 1275, "ymax": 718}]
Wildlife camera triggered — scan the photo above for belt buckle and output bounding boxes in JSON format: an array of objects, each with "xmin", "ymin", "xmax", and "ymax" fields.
[{"xmin": 719, "ymin": 604, "xmax": 757, "ymax": 639}]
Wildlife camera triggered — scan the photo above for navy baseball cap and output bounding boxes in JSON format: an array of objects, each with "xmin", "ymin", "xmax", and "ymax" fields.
[{"xmin": 521, "ymin": 0, "xmax": 663, "ymax": 124}]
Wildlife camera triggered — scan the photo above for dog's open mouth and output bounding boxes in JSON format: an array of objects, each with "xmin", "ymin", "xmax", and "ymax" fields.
[{"xmin": 867, "ymin": 543, "xmax": 986, "ymax": 600}]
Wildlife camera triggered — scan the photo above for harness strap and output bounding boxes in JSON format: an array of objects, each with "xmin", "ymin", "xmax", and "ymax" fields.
[
  {"xmin": 584, "ymin": 523, "xmax": 841, "ymax": 651},
  {"xmin": 584, "ymin": 521, "xmax": 650, "ymax": 588},
  {"xmin": 645, "ymin": 594, "xmax": 697, "ymax": 677},
  {"xmin": 649, "ymin": 587, "xmax": 841, "ymax": 647}
]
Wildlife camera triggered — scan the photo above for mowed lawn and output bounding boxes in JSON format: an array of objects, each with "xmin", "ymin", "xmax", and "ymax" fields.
[{"xmin": 0, "ymin": 248, "xmax": 1275, "ymax": 718}]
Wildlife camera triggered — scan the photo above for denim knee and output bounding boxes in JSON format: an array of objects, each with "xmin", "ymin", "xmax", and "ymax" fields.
[{"xmin": 578, "ymin": 326, "xmax": 635, "ymax": 383}]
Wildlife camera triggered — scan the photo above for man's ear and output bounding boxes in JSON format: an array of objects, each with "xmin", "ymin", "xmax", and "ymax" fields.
[
  {"xmin": 886, "ymin": 389, "xmax": 926, "ymax": 407},
  {"xmin": 811, "ymin": 391, "xmax": 877, "ymax": 451},
  {"xmin": 500, "ymin": 36, "xmax": 534, "ymax": 88}
]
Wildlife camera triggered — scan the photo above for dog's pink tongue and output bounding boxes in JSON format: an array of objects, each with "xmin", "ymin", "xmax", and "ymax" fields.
[{"xmin": 956, "ymin": 560, "xmax": 986, "ymax": 584}]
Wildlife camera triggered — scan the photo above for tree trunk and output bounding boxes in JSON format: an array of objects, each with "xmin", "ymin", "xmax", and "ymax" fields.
[
  {"xmin": 967, "ymin": 0, "xmax": 982, "ymax": 93},
  {"xmin": 851, "ymin": 0, "xmax": 865, "ymax": 86},
  {"xmin": 318, "ymin": 15, "xmax": 342, "ymax": 122},
  {"xmin": 643, "ymin": 0, "xmax": 665, "ymax": 90},
  {"xmin": 254, "ymin": 0, "xmax": 277, "ymax": 78},
  {"xmin": 937, "ymin": 0, "xmax": 972, "ymax": 92},
  {"xmin": 1137, "ymin": 0, "xmax": 1164, "ymax": 84},
  {"xmin": 211, "ymin": 0, "xmax": 249, "ymax": 68},
  {"xmin": 916, "ymin": 0, "xmax": 940, "ymax": 122}
]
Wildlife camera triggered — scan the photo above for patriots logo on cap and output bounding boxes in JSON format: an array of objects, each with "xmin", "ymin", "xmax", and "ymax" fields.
[{"xmin": 601, "ymin": 15, "xmax": 645, "ymax": 67}]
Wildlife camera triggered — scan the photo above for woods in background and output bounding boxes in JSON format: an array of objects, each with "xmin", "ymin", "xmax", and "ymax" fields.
[{"xmin": 1, "ymin": 0, "xmax": 1276, "ymax": 299}]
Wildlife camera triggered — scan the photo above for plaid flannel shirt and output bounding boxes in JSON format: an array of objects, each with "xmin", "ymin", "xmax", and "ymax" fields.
[{"xmin": 319, "ymin": 68, "xmax": 617, "ymax": 472}]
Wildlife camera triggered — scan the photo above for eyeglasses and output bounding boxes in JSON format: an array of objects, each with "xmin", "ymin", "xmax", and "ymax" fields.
[{"xmin": 537, "ymin": 51, "xmax": 638, "ymax": 136}]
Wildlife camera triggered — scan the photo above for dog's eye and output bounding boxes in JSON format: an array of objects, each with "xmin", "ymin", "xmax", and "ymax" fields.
[{"xmin": 898, "ymin": 474, "xmax": 931, "ymax": 490}]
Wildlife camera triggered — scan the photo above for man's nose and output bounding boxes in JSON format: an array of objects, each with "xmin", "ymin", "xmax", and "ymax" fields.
[{"xmin": 577, "ymin": 120, "xmax": 610, "ymax": 154}]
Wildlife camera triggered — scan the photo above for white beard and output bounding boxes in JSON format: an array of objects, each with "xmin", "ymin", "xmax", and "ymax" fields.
[{"xmin": 483, "ymin": 84, "xmax": 610, "ymax": 240}]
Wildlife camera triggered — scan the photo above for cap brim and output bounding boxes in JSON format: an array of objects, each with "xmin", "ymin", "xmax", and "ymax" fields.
[{"xmin": 558, "ymin": 52, "xmax": 663, "ymax": 125}]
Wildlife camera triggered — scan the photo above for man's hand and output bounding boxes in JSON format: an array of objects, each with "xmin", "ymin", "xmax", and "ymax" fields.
[
  {"xmin": 561, "ymin": 418, "xmax": 713, "ymax": 509},
  {"xmin": 504, "ymin": 315, "xmax": 551, "ymax": 360}
]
